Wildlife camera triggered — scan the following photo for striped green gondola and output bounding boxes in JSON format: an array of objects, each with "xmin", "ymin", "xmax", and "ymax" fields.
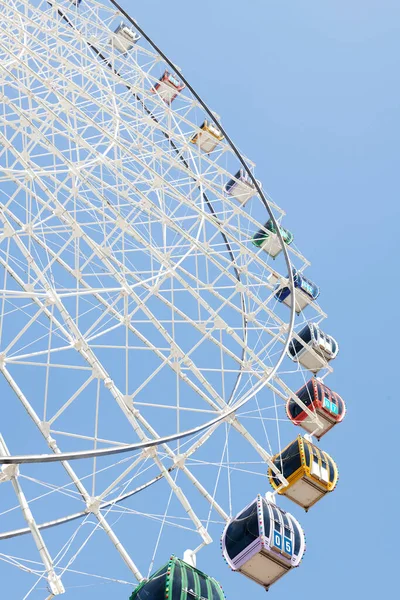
[
  {"xmin": 129, "ymin": 556, "xmax": 226, "ymax": 600},
  {"xmin": 252, "ymin": 218, "xmax": 294, "ymax": 248}
]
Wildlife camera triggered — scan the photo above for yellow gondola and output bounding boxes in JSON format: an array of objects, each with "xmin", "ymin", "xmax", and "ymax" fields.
[
  {"xmin": 190, "ymin": 120, "xmax": 224, "ymax": 153},
  {"xmin": 268, "ymin": 435, "xmax": 338, "ymax": 511}
]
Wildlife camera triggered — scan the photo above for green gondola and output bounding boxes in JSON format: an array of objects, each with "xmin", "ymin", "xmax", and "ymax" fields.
[
  {"xmin": 252, "ymin": 218, "xmax": 294, "ymax": 258},
  {"xmin": 129, "ymin": 556, "xmax": 226, "ymax": 600}
]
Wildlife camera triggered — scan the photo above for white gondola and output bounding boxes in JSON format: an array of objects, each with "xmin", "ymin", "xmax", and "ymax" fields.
[
  {"xmin": 190, "ymin": 120, "xmax": 224, "ymax": 153},
  {"xmin": 110, "ymin": 23, "xmax": 141, "ymax": 54},
  {"xmin": 287, "ymin": 322, "xmax": 339, "ymax": 373},
  {"xmin": 225, "ymin": 169, "xmax": 261, "ymax": 205},
  {"xmin": 222, "ymin": 495, "xmax": 305, "ymax": 590}
]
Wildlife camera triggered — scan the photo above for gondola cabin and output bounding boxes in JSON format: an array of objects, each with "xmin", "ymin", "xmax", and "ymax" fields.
[
  {"xmin": 110, "ymin": 23, "xmax": 141, "ymax": 54},
  {"xmin": 252, "ymin": 219, "xmax": 294, "ymax": 258},
  {"xmin": 222, "ymin": 495, "xmax": 305, "ymax": 590},
  {"xmin": 268, "ymin": 436, "xmax": 338, "ymax": 510},
  {"xmin": 48, "ymin": 0, "xmax": 81, "ymax": 4},
  {"xmin": 151, "ymin": 70, "xmax": 185, "ymax": 104},
  {"xmin": 270, "ymin": 268, "xmax": 320, "ymax": 313},
  {"xmin": 129, "ymin": 556, "xmax": 225, "ymax": 600},
  {"xmin": 288, "ymin": 322, "xmax": 338, "ymax": 373},
  {"xmin": 287, "ymin": 378, "xmax": 346, "ymax": 439},
  {"xmin": 225, "ymin": 169, "xmax": 261, "ymax": 205},
  {"xmin": 190, "ymin": 120, "xmax": 224, "ymax": 153}
]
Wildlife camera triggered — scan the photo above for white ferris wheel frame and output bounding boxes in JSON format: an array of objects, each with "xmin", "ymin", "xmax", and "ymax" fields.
[{"xmin": 0, "ymin": 0, "xmax": 332, "ymax": 596}]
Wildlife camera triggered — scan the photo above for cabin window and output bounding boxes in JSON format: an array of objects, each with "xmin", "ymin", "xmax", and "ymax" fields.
[
  {"xmin": 274, "ymin": 520, "xmax": 281, "ymax": 533},
  {"xmin": 326, "ymin": 455, "xmax": 335, "ymax": 483},
  {"xmin": 303, "ymin": 441, "xmax": 310, "ymax": 467},
  {"xmin": 271, "ymin": 506, "xmax": 279, "ymax": 523},
  {"xmin": 265, "ymin": 219, "xmax": 276, "ymax": 234},
  {"xmin": 168, "ymin": 74, "xmax": 179, "ymax": 86},
  {"xmin": 271, "ymin": 506, "xmax": 281, "ymax": 535},
  {"xmin": 290, "ymin": 382, "xmax": 314, "ymax": 418},
  {"xmin": 199, "ymin": 575, "xmax": 209, "ymax": 599},
  {"xmin": 300, "ymin": 325, "xmax": 312, "ymax": 344},
  {"xmin": 293, "ymin": 523, "xmax": 301, "ymax": 555},
  {"xmin": 311, "ymin": 456, "xmax": 320, "ymax": 477},
  {"xmin": 306, "ymin": 380, "xmax": 316, "ymax": 402},
  {"xmin": 224, "ymin": 504, "xmax": 259, "ymax": 559},
  {"xmin": 317, "ymin": 382, "xmax": 325, "ymax": 403},
  {"xmin": 261, "ymin": 500, "xmax": 271, "ymax": 538},
  {"xmin": 137, "ymin": 565, "xmax": 167, "ymax": 600},
  {"xmin": 186, "ymin": 568, "xmax": 195, "ymax": 597},
  {"xmin": 270, "ymin": 469, "xmax": 281, "ymax": 488},
  {"xmin": 289, "ymin": 337, "xmax": 304, "ymax": 357},
  {"xmin": 292, "ymin": 269, "xmax": 300, "ymax": 287},
  {"xmin": 310, "ymin": 444, "xmax": 321, "ymax": 460},
  {"xmin": 282, "ymin": 511, "xmax": 290, "ymax": 533},
  {"xmin": 211, "ymin": 581, "xmax": 222, "ymax": 600},
  {"xmin": 320, "ymin": 460, "xmax": 329, "ymax": 482},
  {"xmin": 253, "ymin": 226, "xmax": 269, "ymax": 243},
  {"xmin": 296, "ymin": 384, "xmax": 310, "ymax": 403},
  {"xmin": 288, "ymin": 398, "xmax": 301, "ymax": 419},
  {"xmin": 336, "ymin": 395, "xmax": 344, "ymax": 416},
  {"xmin": 275, "ymin": 442, "xmax": 301, "ymax": 479},
  {"xmin": 171, "ymin": 563, "xmax": 182, "ymax": 600}
]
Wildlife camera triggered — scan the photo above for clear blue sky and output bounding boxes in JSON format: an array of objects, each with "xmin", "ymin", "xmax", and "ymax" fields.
[
  {"xmin": 2, "ymin": 1, "xmax": 400, "ymax": 598},
  {"xmin": 121, "ymin": 1, "xmax": 400, "ymax": 598}
]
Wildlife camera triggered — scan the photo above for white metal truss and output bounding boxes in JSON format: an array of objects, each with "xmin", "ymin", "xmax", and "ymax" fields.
[
  {"xmin": 0, "ymin": 1, "xmax": 335, "ymax": 597},
  {"xmin": 0, "ymin": 434, "xmax": 65, "ymax": 595}
]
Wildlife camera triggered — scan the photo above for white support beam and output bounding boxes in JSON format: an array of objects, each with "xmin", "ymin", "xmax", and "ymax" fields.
[{"xmin": 0, "ymin": 434, "xmax": 65, "ymax": 595}]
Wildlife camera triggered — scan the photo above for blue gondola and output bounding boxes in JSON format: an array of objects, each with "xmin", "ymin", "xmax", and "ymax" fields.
[
  {"xmin": 225, "ymin": 169, "xmax": 261, "ymax": 205},
  {"xmin": 222, "ymin": 495, "xmax": 305, "ymax": 590},
  {"xmin": 271, "ymin": 268, "xmax": 320, "ymax": 313},
  {"xmin": 110, "ymin": 22, "xmax": 141, "ymax": 54},
  {"xmin": 287, "ymin": 322, "xmax": 339, "ymax": 373}
]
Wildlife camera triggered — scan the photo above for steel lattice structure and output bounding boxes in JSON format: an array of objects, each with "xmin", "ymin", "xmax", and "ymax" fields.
[{"xmin": 0, "ymin": 1, "xmax": 332, "ymax": 597}]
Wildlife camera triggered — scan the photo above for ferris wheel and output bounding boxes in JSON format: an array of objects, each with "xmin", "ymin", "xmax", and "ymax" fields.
[{"xmin": 0, "ymin": 1, "xmax": 346, "ymax": 598}]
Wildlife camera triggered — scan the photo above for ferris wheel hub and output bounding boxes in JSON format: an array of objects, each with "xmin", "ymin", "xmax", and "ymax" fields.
[{"xmin": 85, "ymin": 497, "xmax": 101, "ymax": 514}]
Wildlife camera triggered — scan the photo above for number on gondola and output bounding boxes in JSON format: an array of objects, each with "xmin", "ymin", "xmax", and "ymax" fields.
[
  {"xmin": 274, "ymin": 532, "xmax": 282, "ymax": 550},
  {"xmin": 284, "ymin": 537, "xmax": 292, "ymax": 555}
]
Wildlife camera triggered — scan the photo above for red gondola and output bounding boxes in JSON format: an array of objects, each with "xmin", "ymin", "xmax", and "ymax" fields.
[
  {"xmin": 287, "ymin": 378, "xmax": 346, "ymax": 440},
  {"xmin": 151, "ymin": 70, "xmax": 185, "ymax": 104}
]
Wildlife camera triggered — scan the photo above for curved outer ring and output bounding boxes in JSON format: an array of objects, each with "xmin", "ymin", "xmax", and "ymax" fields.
[{"xmin": 0, "ymin": 0, "xmax": 296, "ymax": 465}]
